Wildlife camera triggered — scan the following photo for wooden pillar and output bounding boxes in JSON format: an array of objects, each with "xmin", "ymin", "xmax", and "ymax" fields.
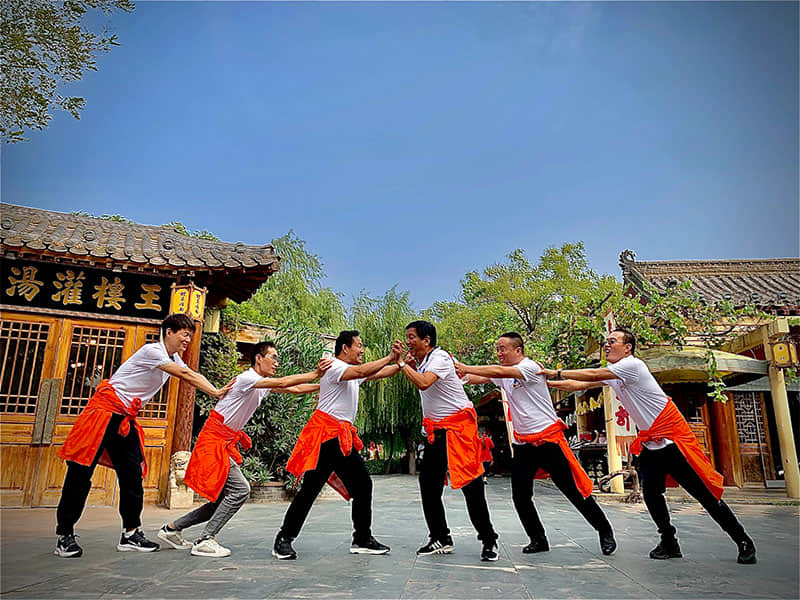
[
  {"xmin": 602, "ymin": 387, "xmax": 624, "ymax": 493},
  {"xmin": 762, "ymin": 327, "xmax": 800, "ymax": 498},
  {"xmin": 709, "ymin": 392, "xmax": 742, "ymax": 487},
  {"xmin": 171, "ymin": 320, "xmax": 202, "ymax": 453}
]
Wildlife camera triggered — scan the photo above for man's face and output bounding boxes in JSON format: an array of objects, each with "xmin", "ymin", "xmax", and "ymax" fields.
[
  {"xmin": 164, "ymin": 328, "xmax": 192, "ymax": 354},
  {"xmin": 405, "ymin": 328, "xmax": 429, "ymax": 357},
  {"xmin": 342, "ymin": 336, "xmax": 364, "ymax": 365},
  {"xmin": 604, "ymin": 331, "xmax": 631, "ymax": 364},
  {"xmin": 496, "ymin": 337, "xmax": 523, "ymax": 366},
  {"xmin": 256, "ymin": 347, "xmax": 279, "ymax": 376}
]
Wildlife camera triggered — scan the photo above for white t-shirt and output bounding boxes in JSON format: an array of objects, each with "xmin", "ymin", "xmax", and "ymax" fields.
[
  {"xmin": 491, "ymin": 357, "xmax": 558, "ymax": 438},
  {"xmin": 604, "ymin": 355, "xmax": 672, "ymax": 450},
  {"xmin": 109, "ymin": 341, "xmax": 186, "ymax": 408},
  {"xmin": 316, "ymin": 358, "xmax": 365, "ymax": 423},
  {"xmin": 417, "ymin": 348, "xmax": 473, "ymax": 421},
  {"xmin": 213, "ymin": 367, "xmax": 271, "ymax": 431}
]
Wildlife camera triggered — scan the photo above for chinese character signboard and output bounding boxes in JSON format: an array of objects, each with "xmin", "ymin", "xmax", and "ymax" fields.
[
  {"xmin": 4, "ymin": 259, "xmax": 170, "ymax": 319},
  {"xmin": 169, "ymin": 283, "xmax": 206, "ymax": 321}
]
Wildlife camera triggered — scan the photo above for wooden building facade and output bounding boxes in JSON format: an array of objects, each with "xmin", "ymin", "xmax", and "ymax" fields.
[{"xmin": 0, "ymin": 203, "xmax": 279, "ymax": 507}]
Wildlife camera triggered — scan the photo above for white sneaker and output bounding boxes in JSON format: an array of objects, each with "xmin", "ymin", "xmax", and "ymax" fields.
[
  {"xmin": 191, "ymin": 536, "xmax": 231, "ymax": 558},
  {"xmin": 158, "ymin": 525, "xmax": 192, "ymax": 550}
]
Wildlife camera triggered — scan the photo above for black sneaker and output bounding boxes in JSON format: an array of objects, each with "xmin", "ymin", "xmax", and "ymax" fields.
[
  {"xmin": 54, "ymin": 533, "xmax": 83, "ymax": 558},
  {"xmin": 481, "ymin": 541, "xmax": 499, "ymax": 562},
  {"xmin": 522, "ymin": 537, "xmax": 549, "ymax": 554},
  {"xmin": 350, "ymin": 536, "xmax": 390, "ymax": 555},
  {"xmin": 272, "ymin": 533, "xmax": 297, "ymax": 560},
  {"xmin": 736, "ymin": 536, "xmax": 757, "ymax": 565},
  {"xmin": 416, "ymin": 535, "xmax": 454, "ymax": 555},
  {"xmin": 599, "ymin": 529, "xmax": 617, "ymax": 556},
  {"xmin": 649, "ymin": 538, "xmax": 682, "ymax": 560},
  {"xmin": 117, "ymin": 529, "xmax": 160, "ymax": 553}
]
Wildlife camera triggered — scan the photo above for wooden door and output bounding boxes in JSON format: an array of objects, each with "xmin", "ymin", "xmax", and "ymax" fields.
[
  {"xmin": 32, "ymin": 318, "xmax": 133, "ymax": 506},
  {"xmin": 1, "ymin": 313, "xmax": 178, "ymax": 507},
  {"xmin": 0, "ymin": 314, "xmax": 62, "ymax": 506}
]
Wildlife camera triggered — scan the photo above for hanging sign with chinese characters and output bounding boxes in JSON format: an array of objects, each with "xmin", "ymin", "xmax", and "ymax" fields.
[
  {"xmin": 3, "ymin": 259, "xmax": 171, "ymax": 319},
  {"xmin": 169, "ymin": 282, "xmax": 206, "ymax": 321}
]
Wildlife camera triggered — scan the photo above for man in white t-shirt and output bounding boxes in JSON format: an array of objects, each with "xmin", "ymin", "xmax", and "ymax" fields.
[
  {"xmin": 456, "ymin": 332, "xmax": 616, "ymax": 556},
  {"xmin": 55, "ymin": 314, "xmax": 235, "ymax": 559},
  {"xmin": 159, "ymin": 341, "xmax": 332, "ymax": 558},
  {"xmin": 398, "ymin": 320, "xmax": 499, "ymax": 562},
  {"xmin": 544, "ymin": 328, "xmax": 756, "ymax": 565},
  {"xmin": 273, "ymin": 330, "xmax": 403, "ymax": 560}
]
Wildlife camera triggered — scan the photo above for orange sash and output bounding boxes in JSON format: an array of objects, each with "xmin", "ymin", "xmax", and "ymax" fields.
[
  {"xmin": 183, "ymin": 410, "xmax": 252, "ymax": 502},
  {"xmin": 514, "ymin": 420, "xmax": 594, "ymax": 498},
  {"xmin": 630, "ymin": 399, "xmax": 725, "ymax": 500},
  {"xmin": 58, "ymin": 380, "xmax": 147, "ymax": 477},
  {"xmin": 286, "ymin": 410, "xmax": 363, "ymax": 500},
  {"xmin": 422, "ymin": 407, "xmax": 484, "ymax": 490}
]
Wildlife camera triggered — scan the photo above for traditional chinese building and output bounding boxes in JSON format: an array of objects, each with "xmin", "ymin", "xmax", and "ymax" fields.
[
  {"xmin": 0, "ymin": 203, "xmax": 280, "ymax": 507},
  {"xmin": 617, "ymin": 251, "xmax": 800, "ymax": 496}
]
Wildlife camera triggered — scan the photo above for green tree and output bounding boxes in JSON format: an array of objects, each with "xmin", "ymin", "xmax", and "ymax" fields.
[
  {"xmin": 1, "ymin": 0, "xmax": 134, "ymax": 143},
  {"xmin": 224, "ymin": 230, "xmax": 346, "ymax": 334},
  {"xmin": 351, "ymin": 287, "xmax": 422, "ymax": 473}
]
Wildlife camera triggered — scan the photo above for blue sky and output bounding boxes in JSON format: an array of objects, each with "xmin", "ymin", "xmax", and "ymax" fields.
[{"xmin": 4, "ymin": 1, "xmax": 798, "ymax": 310}]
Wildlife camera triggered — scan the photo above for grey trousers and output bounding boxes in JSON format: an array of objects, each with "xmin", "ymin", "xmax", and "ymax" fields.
[{"xmin": 174, "ymin": 458, "xmax": 251, "ymax": 539}]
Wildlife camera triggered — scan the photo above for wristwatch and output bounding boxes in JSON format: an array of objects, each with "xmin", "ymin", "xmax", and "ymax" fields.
[
  {"xmin": 557, "ymin": 369, "xmax": 563, "ymax": 380},
  {"xmin": 397, "ymin": 361, "xmax": 406, "ymax": 369}
]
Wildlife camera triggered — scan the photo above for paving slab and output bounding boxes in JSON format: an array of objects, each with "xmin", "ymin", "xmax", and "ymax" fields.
[{"xmin": 1, "ymin": 474, "xmax": 798, "ymax": 599}]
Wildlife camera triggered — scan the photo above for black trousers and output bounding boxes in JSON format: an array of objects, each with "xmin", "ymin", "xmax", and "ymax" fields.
[
  {"xmin": 639, "ymin": 444, "xmax": 748, "ymax": 543},
  {"xmin": 56, "ymin": 413, "xmax": 144, "ymax": 536},
  {"xmin": 419, "ymin": 429, "xmax": 497, "ymax": 543},
  {"xmin": 279, "ymin": 438, "xmax": 373, "ymax": 544},
  {"xmin": 511, "ymin": 442, "xmax": 612, "ymax": 541}
]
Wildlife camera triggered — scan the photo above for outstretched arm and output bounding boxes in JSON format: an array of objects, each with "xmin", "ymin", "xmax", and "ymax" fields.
[
  {"xmin": 455, "ymin": 361, "xmax": 523, "ymax": 380},
  {"xmin": 547, "ymin": 379, "xmax": 604, "ymax": 393},
  {"xmin": 365, "ymin": 364, "xmax": 402, "ymax": 382},
  {"xmin": 253, "ymin": 359, "xmax": 333, "ymax": 389},
  {"xmin": 539, "ymin": 367, "xmax": 618, "ymax": 382},
  {"xmin": 158, "ymin": 362, "xmax": 235, "ymax": 399},
  {"xmin": 273, "ymin": 383, "xmax": 320, "ymax": 395},
  {"xmin": 341, "ymin": 341, "xmax": 403, "ymax": 381}
]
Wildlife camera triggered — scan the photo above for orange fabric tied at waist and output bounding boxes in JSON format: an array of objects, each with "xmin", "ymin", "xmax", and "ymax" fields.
[
  {"xmin": 183, "ymin": 410, "xmax": 252, "ymax": 502},
  {"xmin": 630, "ymin": 399, "xmax": 725, "ymax": 500},
  {"xmin": 286, "ymin": 410, "xmax": 363, "ymax": 500},
  {"xmin": 422, "ymin": 407, "xmax": 483, "ymax": 490},
  {"xmin": 514, "ymin": 420, "xmax": 594, "ymax": 499},
  {"xmin": 58, "ymin": 380, "xmax": 147, "ymax": 477}
]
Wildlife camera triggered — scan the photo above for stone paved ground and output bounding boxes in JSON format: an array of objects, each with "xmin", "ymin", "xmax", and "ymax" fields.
[{"xmin": 2, "ymin": 474, "xmax": 798, "ymax": 599}]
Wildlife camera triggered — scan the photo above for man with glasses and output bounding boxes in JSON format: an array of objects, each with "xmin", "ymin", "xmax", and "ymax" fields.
[
  {"xmin": 542, "ymin": 328, "xmax": 756, "ymax": 565},
  {"xmin": 455, "ymin": 332, "xmax": 616, "ymax": 557},
  {"xmin": 273, "ymin": 330, "xmax": 403, "ymax": 559},
  {"xmin": 159, "ymin": 341, "xmax": 332, "ymax": 558}
]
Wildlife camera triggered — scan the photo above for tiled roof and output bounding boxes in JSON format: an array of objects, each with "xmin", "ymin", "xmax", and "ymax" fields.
[
  {"xmin": 619, "ymin": 250, "xmax": 800, "ymax": 313},
  {"xmin": 0, "ymin": 203, "xmax": 280, "ymax": 302}
]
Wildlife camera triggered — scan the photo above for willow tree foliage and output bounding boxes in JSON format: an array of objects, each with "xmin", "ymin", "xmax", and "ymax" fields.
[
  {"xmin": 351, "ymin": 287, "xmax": 422, "ymax": 471},
  {"xmin": 224, "ymin": 230, "xmax": 347, "ymax": 334},
  {"xmin": 1, "ymin": 0, "xmax": 134, "ymax": 142}
]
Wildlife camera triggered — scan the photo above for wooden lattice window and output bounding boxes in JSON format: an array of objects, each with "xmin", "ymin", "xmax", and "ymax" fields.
[
  {"xmin": 138, "ymin": 331, "xmax": 169, "ymax": 420},
  {"xmin": 0, "ymin": 320, "xmax": 50, "ymax": 414},
  {"xmin": 60, "ymin": 326, "xmax": 126, "ymax": 416},
  {"xmin": 734, "ymin": 392, "xmax": 767, "ymax": 445}
]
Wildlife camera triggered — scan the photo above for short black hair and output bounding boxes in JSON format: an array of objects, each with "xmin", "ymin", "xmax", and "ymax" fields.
[
  {"xmin": 251, "ymin": 341, "xmax": 277, "ymax": 365},
  {"xmin": 406, "ymin": 320, "xmax": 437, "ymax": 347},
  {"xmin": 613, "ymin": 328, "xmax": 636, "ymax": 354},
  {"xmin": 335, "ymin": 330, "xmax": 360, "ymax": 356},
  {"xmin": 499, "ymin": 332, "xmax": 524, "ymax": 351},
  {"xmin": 161, "ymin": 313, "xmax": 194, "ymax": 336}
]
